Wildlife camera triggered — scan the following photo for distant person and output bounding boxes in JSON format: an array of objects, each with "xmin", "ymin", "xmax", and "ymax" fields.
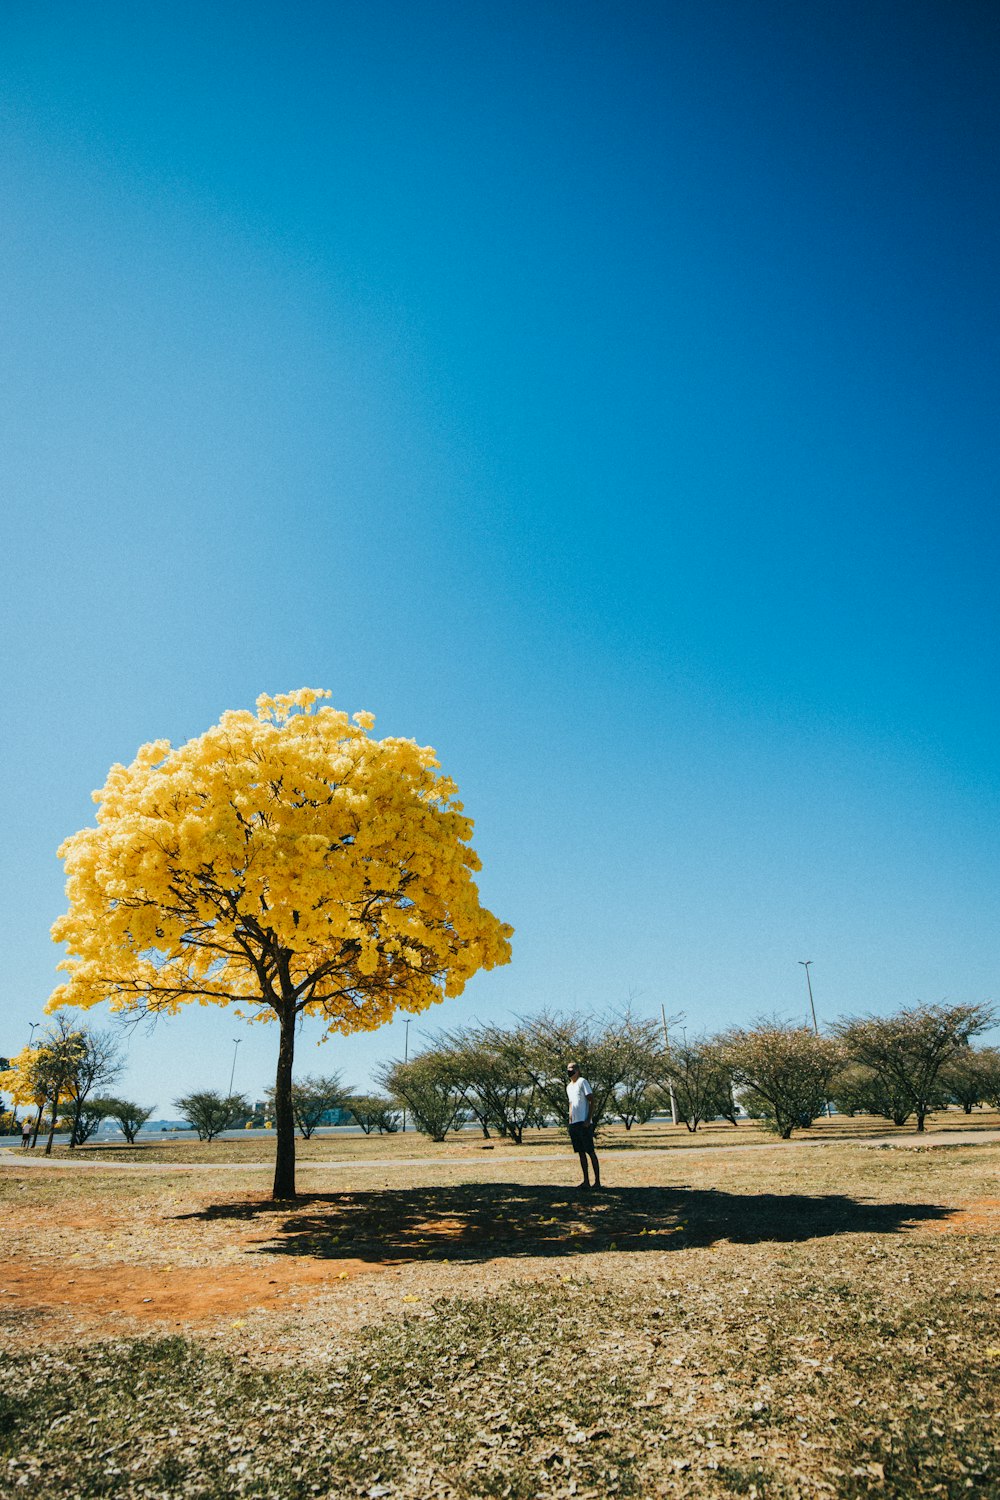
[
  {"xmin": 566, "ymin": 1062, "xmax": 601, "ymax": 1190},
  {"xmin": 20, "ymin": 1117, "xmax": 32, "ymax": 1149}
]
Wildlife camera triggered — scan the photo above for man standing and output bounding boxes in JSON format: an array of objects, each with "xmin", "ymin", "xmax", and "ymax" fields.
[{"xmin": 566, "ymin": 1062, "xmax": 601, "ymax": 1190}]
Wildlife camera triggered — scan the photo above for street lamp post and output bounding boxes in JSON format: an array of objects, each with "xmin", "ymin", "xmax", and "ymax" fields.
[
  {"xmin": 21, "ymin": 1022, "xmax": 41, "ymax": 1135},
  {"xmin": 660, "ymin": 1004, "xmax": 679, "ymax": 1126},
  {"xmin": 799, "ymin": 961, "xmax": 819, "ymax": 1034},
  {"xmin": 228, "ymin": 1037, "xmax": 242, "ymax": 1096},
  {"xmin": 799, "ymin": 960, "xmax": 832, "ymax": 1117}
]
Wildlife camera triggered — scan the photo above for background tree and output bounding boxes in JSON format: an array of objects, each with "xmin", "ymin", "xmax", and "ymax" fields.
[
  {"xmin": 430, "ymin": 1026, "xmax": 539, "ymax": 1142},
  {"xmin": 265, "ymin": 1073, "xmax": 350, "ymax": 1139},
  {"xmin": 0, "ymin": 1047, "xmax": 43, "ymax": 1127},
  {"xmin": 834, "ymin": 1003, "xmax": 994, "ymax": 1133},
  {"xmin": 723, "ymin": 1020, "xmax": 843, "ymax": 1139},
  {"xmin": 379, "ymin": 1053, "xmax": 467, "ymax": 1142},
  {"xmin": 516, "ymin": 1010, "xmax": 650, "ymax": 1129},
  {"xmin": 603, "ymin": 1011, "xmax": 666, "ymax": 1130},
  {"xmin": 66, "ymin": 1096, "xmax": 113, "ymax": 1144},
  {"xmin": 174, "ymin": 1090, "xmax": 251, "ymax": 1142},
  {"xmin": 349, "ymin": 1094, "xmax": 401, "ymax": 1134},
  {"xmin": 453, "ymin": 1025, "xmax": 538, "ymax": 1144},
  {"xmin": 96, "ymin": 1097, "xmax": 154, "ymax": 1144},
  {"xmin": 61, "ymin": 1024, "xmax": 123, "ymax": 1147},
  {"xmin": 49, "ymin": 689, "xmax": 512, "ymax": 1197},
  {"xmin": 939, "ymin": 1046, "xmax": 1000, "ymax": 1114},
  {"xmin": 425, "ymin": 1035, "xmax": 494, "ymax": 1137},
  {"xmin": 830, "ymin": 1063, "xmax": 922, "ymax": 1126},
  {"xmin": 1, "ymin": 1021, "xmax": 90, "ymax": 1155},
  {"xmin": 0, "ymin": 1046, "xmax": 49, "ymax": 1147},
  {"xmin": 659, "ymin": 1036, "xmax": 736, "ymax": 1132}
]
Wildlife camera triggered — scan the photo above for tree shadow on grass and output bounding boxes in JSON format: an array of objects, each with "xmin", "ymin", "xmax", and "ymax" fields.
[{"xmin": 175, "ymin": 1184, "xmax": 951, "ymax": 1263}]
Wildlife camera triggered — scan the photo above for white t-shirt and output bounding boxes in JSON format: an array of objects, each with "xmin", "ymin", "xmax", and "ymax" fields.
[{"xmin": 567, "ymin": 1076, "xmax": 593, "ymax": 1124}]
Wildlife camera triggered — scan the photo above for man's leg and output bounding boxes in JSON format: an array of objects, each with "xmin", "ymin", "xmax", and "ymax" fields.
[
  {"xmin": 577, "ymin": 1146, "xmax": 591, "ymax": 1187},
  {"xmin": 586, "ymin": 1135, "xmax": 601, "ymax": 1188}
]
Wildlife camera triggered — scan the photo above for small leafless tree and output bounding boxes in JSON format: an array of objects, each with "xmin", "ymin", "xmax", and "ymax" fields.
[
  {"xmin": 658, "ymin": 1037, "xmax": 735, "ymax": 1132},
  {"xmin": 515, "ymin": 1009, "xmax": 664, "ymax": 1129},
  {"xmin": 96, "ymin": 1097, "xmax": 154, "ymax": 1144},
  {"xmin": 940, "ymin": 1046, "xmax": 1000, "ymax": 1114},
  {"xmin": 349, "ymin": 1094, "xmax": 401, "ymax": 1134},
  {"xmin": 379, "ymin": 1055, "xmax": 467, "ymax": 1142},
  {"xmin": 64, "ymin": 1025, "xmax": 123, "ymax": 1147},
  {"xmin": 174, "ymin": 1091, "xmax": 251, "ymax": 1142},
  {"xmin": 437, "ymin": 1025, "xmax": 538, "ymax": 1143},
  {"xmin": 266, "ymin": 1073, "xmax": 350, "ymax": 1139}
]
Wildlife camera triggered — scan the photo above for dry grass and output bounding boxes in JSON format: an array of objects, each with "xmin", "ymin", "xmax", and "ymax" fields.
[
  {"xmin": 28, "ymin": 1106, "xmax": 1000, "ymax": 1167},
  {"xmin": 2, "ymin": 1134, "xmax": 998, "ymax": 1497}
]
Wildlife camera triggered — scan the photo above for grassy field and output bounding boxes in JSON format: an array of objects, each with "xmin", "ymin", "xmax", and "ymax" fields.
[
  {"xmin": 23, "ymin": 1106, "xmax": 1000, "ymax": 1166},
  {"xmin": 2, "ymin": 1130, "xmax": 999, "ymax": 1497}
]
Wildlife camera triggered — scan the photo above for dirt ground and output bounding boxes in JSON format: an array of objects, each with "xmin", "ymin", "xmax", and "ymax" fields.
[
  {"xmin": 2, "ymin": 1127, "xmax": 999, "ymax": 1498},
  {"xmin": 3, "ymin": 1125, "xmax": 999, "ymax": 1351}
]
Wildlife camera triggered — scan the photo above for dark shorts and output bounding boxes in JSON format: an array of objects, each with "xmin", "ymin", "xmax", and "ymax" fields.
[{"xmin": 569, "ymin": 1121, "xmax": 595, "ymax": 1153}]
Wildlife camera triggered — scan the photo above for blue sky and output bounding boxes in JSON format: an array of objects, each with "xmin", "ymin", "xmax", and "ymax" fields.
[{"xmin": 1, "ymin": 1, "xmax": 997, "ymax": 1110}]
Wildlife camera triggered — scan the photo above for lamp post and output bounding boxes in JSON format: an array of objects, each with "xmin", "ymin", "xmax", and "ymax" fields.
[
  {"xmin": 799, "ymin": 960, "xmax": 832, "ymax": 1117},
  {"xmin": 660, "ymin": 1004, "xmax": 679, "ymax": 1125},
  {"xmin": 798, "ymin": 961, "xmax": 819, "ymax": 1034},
  {"xmin": 228, "ymin": 1037, "xmax": 242, "ymax": 1096},
  {"xmin": 24, "ymin": 1024, "xmax": 42, "ymax": 1145},
  {"xmin": 19, "ymin": 1023, "xmax": 40, "ymax": 1134}
]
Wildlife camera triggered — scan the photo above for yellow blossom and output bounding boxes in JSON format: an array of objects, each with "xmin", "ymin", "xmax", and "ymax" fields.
[{"xmin": 48, "ymin": 690, "xmax": 512, "ymax": 1199}]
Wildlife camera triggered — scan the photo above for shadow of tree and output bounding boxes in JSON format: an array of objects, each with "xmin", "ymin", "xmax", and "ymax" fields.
[{"xmin": 175, "ymin": 1184, "xmax": 950, "ymax": 1262}]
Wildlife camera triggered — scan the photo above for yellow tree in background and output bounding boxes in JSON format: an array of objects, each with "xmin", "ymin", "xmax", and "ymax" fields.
[
  {"xmin": 49, "ymin": 690, "xmax": 513, "ymax": 1196},
  {"xmin": 0, "ymin": 1045, "xmax": 47, "ymax": 1144},
  {"xmin": 0, "ymin": 1022, "xmax": 86, "ymax": 1154}
]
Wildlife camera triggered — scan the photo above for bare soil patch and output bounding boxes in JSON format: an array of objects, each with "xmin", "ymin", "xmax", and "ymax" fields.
[
  {"xmin": 930, "ymin": 1196, "xmax": 1000, "ymax": 1234},
  {"xmin": 0, "ymin": 1257, "xmax": 376, "ymax": 1330}
]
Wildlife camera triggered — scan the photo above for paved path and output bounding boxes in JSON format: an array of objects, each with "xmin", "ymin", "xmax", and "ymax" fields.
[{"xmin": 3, "ymin": 1129, "xmax": 999, "ymax": 1174}]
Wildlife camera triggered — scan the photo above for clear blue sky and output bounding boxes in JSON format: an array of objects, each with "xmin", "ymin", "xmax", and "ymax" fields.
[{"xmin": 1, "ymin": 1, "xmax": 997, "ymax": 1111}]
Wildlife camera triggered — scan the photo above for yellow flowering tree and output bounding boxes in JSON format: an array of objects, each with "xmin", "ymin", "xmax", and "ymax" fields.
[
  {"xmin": 0, "ymin": 1046, "xmax": 42, "ymax": 1111},
  {"xmin": 49, "ymin": 690, "xmax": 513, "ymax": 1196},
  {"xmin": 0, "ymin": 1023, "xmax": 87, "ymax": 1153},
  {"xmin": 0, "ymin": 1046, "xmax": 47, "ymax": 1144}
]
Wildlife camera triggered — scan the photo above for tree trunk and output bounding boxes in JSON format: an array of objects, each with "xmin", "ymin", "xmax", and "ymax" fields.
[
  {"xmin": 44, "ymin": 1091, "xmax": 60, "ymax": 1156},
  {"xmin": 915, "ymin": 1107, "xmax": 926, "ymax": 1133},
  {"xmin": 271, "ymin": 1007, "xmax": 297, "ymax": 1199}
]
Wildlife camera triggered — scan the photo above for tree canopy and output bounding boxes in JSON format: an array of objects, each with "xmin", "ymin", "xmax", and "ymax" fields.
[
  {"xmin": 833, "ymin": 1002, "xmax": 995, "ymax": 1132},
  {"xmin": 0, "ymin": 1018, "xmax": 118, "ymax": 1154},
  {"xmin": 174, "ymin": 1090, "xmax": 250, "ymax": 1141},
  {"xmin": 265, "ymin": 1073, "xmax": 351, "ymax": 1139},
  {"xmin": 48, "ymin": 689, "xmax": 512, "ymax": 1196},
  {"xmin": 724, "ymin": 1020, "xmax": 842, "ymax": 1138}
]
